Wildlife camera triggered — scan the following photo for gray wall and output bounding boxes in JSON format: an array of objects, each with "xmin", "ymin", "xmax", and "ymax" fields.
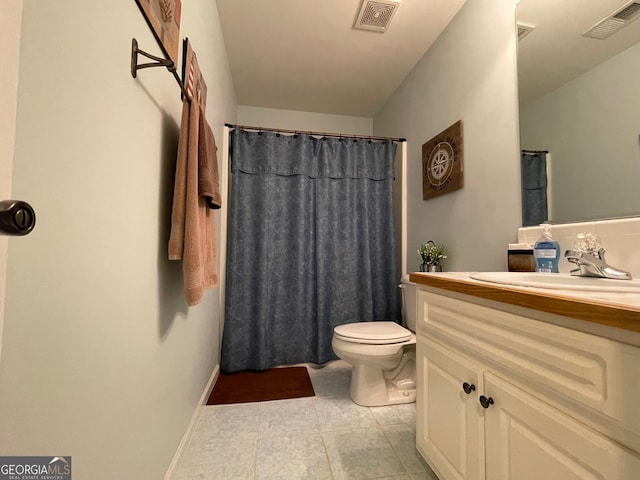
[
  {"xmin": 237, "ymin": 105, "xmax": 373, "ymax": 135},
  {"xmin": 374, "ymin": 0, "xmax": 522, "ymax": 272},
  {"xmin": 0, "ymin": 1, "xmax": 236, "ymax": 478},
  {"xmin": 0, "ymin": 0, "xmax": 22, "ymax": 369},
  {"xmin": 520, "ymin": 42, "xmax": 640, "ymax": 223}
]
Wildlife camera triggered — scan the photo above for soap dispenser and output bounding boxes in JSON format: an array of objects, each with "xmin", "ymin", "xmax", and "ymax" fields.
[{"xmin": 533, "ymin": 223, "xmax": 560, "ymax": 273}]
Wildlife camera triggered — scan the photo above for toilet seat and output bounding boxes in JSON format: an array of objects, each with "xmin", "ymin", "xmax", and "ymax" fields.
[{"xmin": 334, "ymin": 321, "xmax": 412, "ymax": 345}]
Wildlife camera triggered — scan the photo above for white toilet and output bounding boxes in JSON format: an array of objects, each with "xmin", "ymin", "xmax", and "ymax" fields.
[{"xmin": 331, "ymin": 275, "xmax": 418, "ymax": 407}]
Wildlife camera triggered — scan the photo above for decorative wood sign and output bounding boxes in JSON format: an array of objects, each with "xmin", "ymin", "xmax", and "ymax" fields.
[
  {"xmin": 422, "ymin": 120, "xmax": 463, "ymax": 200},
  {"xmin": 135, "ymin": 0, "xmax": 182, "ymax": 67},
  {"xmin": 182, "ymin": 39, "xmax": 208, "ymax": 108}
]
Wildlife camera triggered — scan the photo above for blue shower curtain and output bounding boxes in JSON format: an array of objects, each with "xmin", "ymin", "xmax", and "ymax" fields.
[
  {"xmin": 221, "ymin": 129, "xmax": 399, "ymax": 372},
  {"xmin": 521, "ymin": 151, "xmax": 548, "ymax": 227}
]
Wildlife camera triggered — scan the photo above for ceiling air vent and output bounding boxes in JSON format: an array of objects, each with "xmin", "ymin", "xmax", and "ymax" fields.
[
  {"xmin": 354, "ymin": 0, "xmax": 401, "ymax": 33},
  {"xmin": 517, "ymin": 23, "xmax": 535, "ymax": 41},
  {"xmin": 583, "ymin": 1, "xmax": 640, "ymax": 39}
]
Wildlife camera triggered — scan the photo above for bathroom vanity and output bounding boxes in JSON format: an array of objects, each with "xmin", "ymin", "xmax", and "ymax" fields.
[{"xmin": 410, "ymin": 272, "xmax": 640, "ymax": 480}]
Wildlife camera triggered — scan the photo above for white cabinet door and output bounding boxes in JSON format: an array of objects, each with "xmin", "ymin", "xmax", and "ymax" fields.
[
  {"xmin": 417, "ymin": 336, "xmax": 484, "ymax": 480},
  {"xmin": 484, "ymin": 372, "xmax": 640, "ymax": 480}
]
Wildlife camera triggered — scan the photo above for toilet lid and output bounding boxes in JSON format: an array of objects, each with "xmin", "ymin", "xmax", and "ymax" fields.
[{"xmin": 334, "ymin": 321, "xmax": 412, "ymax": 344}]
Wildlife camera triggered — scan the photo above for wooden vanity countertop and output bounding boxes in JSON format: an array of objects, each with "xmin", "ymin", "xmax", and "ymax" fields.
[{"xmin": 409, "ymin": 272, "xmax": 640, "ymax": 333}]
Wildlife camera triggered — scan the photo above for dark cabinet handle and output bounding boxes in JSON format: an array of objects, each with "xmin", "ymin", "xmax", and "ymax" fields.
[
  {"xmin": 462, "ymin": 382, "xmax": 476, "ymax": 394},
  {"xmin": 479, "ymin": 395, "xmax": 494, "ymax": 409}
]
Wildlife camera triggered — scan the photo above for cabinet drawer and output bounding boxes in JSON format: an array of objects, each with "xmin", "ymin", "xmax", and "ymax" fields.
[{"xmin": 417, "ymin": 291, "xmax": 640, "ymax": 452}]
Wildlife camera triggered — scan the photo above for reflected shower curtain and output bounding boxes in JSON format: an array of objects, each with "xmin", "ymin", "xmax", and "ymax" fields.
[
  {"xmin": 221, "ymin": 130, "xmax": 399, "ymax": 372},
  {"xmin": 521, "ymin": 151, "xmax": 548, "ymax": 227}
]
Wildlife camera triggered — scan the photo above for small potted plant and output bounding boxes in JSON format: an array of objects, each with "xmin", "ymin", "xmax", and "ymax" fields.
[{"xmin": 418, "ymin": 240, "xmax": 447, "ymax": 272}]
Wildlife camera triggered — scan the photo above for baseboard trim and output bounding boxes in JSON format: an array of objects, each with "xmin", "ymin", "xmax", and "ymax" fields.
[{"xmin": 163, "ymin": 363, "xmax": 220, "ymax": 480}]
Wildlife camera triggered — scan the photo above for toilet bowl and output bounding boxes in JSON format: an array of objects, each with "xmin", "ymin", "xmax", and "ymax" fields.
[{"xmin": 331, "ymin": 276, "xmax": 418, "ymax": 407}]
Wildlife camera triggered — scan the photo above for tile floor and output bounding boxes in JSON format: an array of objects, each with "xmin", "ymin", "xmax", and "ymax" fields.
[{"xmin": 171, "ymin": 361, "xmax": 439, "ymax": 480}]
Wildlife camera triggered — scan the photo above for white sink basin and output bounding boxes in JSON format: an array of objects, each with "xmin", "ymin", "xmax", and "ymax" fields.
[{"xmin": 469, "ymin": 272, "xmax": 640, "ymax": 293}]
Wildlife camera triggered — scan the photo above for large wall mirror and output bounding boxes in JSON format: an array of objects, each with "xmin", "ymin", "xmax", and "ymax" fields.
[{"xmin": 517, "ymin": 0, "xmax": 640, "ymax": 225}]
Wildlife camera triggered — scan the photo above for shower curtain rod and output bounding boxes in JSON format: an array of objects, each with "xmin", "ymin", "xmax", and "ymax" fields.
[
  {"xmin": 225, "ymin": 123, "xmax": 406, "ymax": 143},
  {"xmin": 522, "ymin": 149, "xmax": 549, "ymax": 154}
]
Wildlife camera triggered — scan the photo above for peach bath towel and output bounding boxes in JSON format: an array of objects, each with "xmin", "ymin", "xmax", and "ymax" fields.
[
  {"xmin": 197, "ymin": 113, "xmax": 222, "ymax": 209},
  {"xmin": 168, "ymin": 100, "xmax": 221, "ymax": 306}
]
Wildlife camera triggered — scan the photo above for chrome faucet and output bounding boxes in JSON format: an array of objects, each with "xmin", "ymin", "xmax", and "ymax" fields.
[{"xmin": 564, "ymin": 248, "xmax": 632, "ymax": 280}]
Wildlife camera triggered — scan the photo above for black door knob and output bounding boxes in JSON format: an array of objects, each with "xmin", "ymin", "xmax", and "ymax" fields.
[
  {"xmin": 479, "ymin": 395, "xmax": 494, "ymax": 409},
  {"xmin": 462, "ymin": 382, "xmax": 476, "ymax": 394},
  {"xmin": 0, "ymin": 200, "xmax": 36, "ymax": 236}
]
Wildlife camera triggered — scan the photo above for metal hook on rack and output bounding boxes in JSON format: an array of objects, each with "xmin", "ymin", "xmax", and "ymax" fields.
[{"xmin": 130, "ymin": 38, "xmax": 190, "ymax": 100}]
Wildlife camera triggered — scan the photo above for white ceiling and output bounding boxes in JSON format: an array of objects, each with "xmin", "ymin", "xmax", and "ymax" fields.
[
  {"xmin": 216, "ymin": 0, "xmax": 640, "ymax": 117},
  {"xmin": 517, "ymin": 0, "xmax": 640, "ymax": 107},
  {"xmin": 216, "ymin": 0, "xmax": 467, "ymax": 117}
]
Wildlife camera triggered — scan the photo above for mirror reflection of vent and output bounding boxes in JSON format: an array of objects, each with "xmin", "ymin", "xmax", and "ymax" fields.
[
  {"xmin": 354, "ymin": 0, "xmax": 401, "ymax": 32},
  {"xmin": 583, "ymin": 1, "xmax": 640, "ymax": 39},
  {"xmin": 517, "ymin": 23, "xmax": 535, "ymax": 41}
]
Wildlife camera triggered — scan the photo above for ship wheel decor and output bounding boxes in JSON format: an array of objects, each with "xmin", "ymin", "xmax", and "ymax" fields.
[{"xmin": 422, "ymin": 120, "xmax": 463, "ymax": 200}]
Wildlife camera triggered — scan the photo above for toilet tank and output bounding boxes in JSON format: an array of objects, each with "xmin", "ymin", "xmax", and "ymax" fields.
[{"xmin": 400, "ymin": 275, "xmax": 418, "ymax": 332}]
